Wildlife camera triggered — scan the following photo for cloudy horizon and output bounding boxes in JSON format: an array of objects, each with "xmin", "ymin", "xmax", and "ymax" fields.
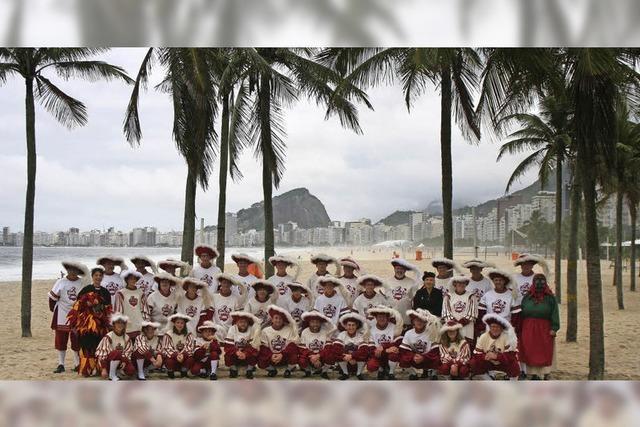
[{"xmin": 1, "ymin": 48, "xmax": 539, "ymax": 233}]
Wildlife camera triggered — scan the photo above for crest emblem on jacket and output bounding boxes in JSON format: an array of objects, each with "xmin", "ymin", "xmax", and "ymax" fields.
[
  {"xmin": 491, "ymin": 299, "xmax": 507, "ymax": 314},
  {"xmin": 453, "ymin": 300, "xmax": 467, "ymax": 313},
  {"xmin": 161, "ymin": 304, "xmax": 174, "ymax": 316},
  {"xmin": 391, "ymin": 286, "xmax": 407, "ymax": 301},
  {"xmin": 128, "ymin": 295, "xmax": 138, "ymax": 307},
  {"xmin": 322, "ymin": 304, "xmax": 337, "ymax": 318},
  {"xmin": 271, "ymin": 335, "xmax": 288, "ymax": 352},
  {"xmin": 308, "ymin": 338, "xmax": 324, "ymax": 352},
  {"xmin": 66, "ymin": 287, "xmax": 78, "ymax": 301},
  {"xmin": 217, "ymin": 305, "xmax": 231, "ymax": 322}
]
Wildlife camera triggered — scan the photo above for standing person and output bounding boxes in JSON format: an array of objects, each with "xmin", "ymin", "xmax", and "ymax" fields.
[
  {"xmin": 224, "ymin": 311, "xmax": 261, "ymax": 379},
  {"xmin": 441, "ymin": 276, "xmax": 477, "ymax": 343},
  {"xmin": 145, "ymin": 273, "xmax": 180, "ymax": 332},
  {"xmin": 130, "ymin": 255, "xmax": 157, "ymax": 297},
  {"xmin": 338, "ymin": 256, "xmax": 361, "ymax": 307},
  {"xmin": 352, "ymin": 275, "xmax": 390, "ymax": 322},
  {"xmin": 244, "ymin": 280, "xmax": 277, "ymax": 327},
  {"xmin": 519, "ymin": 274, "xmax": 559, "ymax": 380},
  {"xmin": 161, "ymin": 313, "xmax": 195, "ymax": 378},
  {"xmin": 190, "ymin": 245, "xmax": 221, "ymax": 293},
  {"xmin": 189, "ymin": 321, "xmax": 223, "ymax": 380},
  {"xmin": 313, "ymin": 277, "xmax": 349, "ymax": 326},
  {"xmin": 478, "ymin": 270, "xmax": 521, "ymax": 328},
  {"xmin": 97, "ymin": 256, "xmax": 128, "ymax": 306},
  {"xmin": 399, "ymin": 309, "xmax": 441, "ymax": 380},
  {"xmin": 114, "ymin": 270, "xmax": 149, "ymax": 339},
  {"xmin": 231, "ymin": 253, "xmax": 262, "ymax": 299},
  {"xmin": 366, "ymin": 306, "xmax": 404, "ymax": 380},
  {"xmin": 257, "ymin": 305, "xmax": 300, "ymax": 378},
  {"xmin": 431, "ymin": 258, "xmax": 461, "ymax": 292},
  {"xmin": 267, "ymin": 255, "xmax": 300, "ymax": 299},
  {"xmin": 95, "ymin": 314, "xmax": 135, "ymax": 381},
  {"xmin": 462, "ymin": 259, "xmax": 494, "ymax": 302},
  {"xmin": 298, "ymin": 311, "xmax": 336, "ymax": 378},
  {"xmin": 199, "ymin": 273, "xmax": 245, "ymax": 332},
  {"xmin": 307, "ymin": 254, "xmax": 339, "ymax": 298},
  {"xmin": 470, "ymin": 314, "xmax": 520, "ymax": 380},
  {"xmin": 157, "ymin": 259, "xmax": 190, "ymax": 279},
  {"xmin": 386, "ymin": 258, "xmax": 421, "ymax": 328},
  {"xmin": 68, "ymin": 265, "xmax": 112, "ymax": 377},
  {"xmin": 49, "ymin": 260, "xmax": 88, "ymax": 374},
  {"xmin": 132, "ymin": 321, "xmax": 163, "ymax": 380},
  {"xmin": 513, "ymin": 253, "xmax": 549, "ymax": 302},
  {"xmin": 278, "ymin": 282, "xmax": 313, "ymax": 327},
  {"xmin": 436, "ymin": 322, "xmax": 471, "ymax": 380},
  {"xmin": 176, "ymin": 278, "xmax": 211, "ymax": 335},
  {"xmin": 331, "ymin": 312, "xmax": 371, "ymax": 380},
  {"xmin": 412, "ymin": 271, "xmax": 444, "ymax": 317}
]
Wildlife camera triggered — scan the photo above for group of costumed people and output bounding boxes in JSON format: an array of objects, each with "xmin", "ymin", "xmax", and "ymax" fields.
[{"xmin": 49, "ymin": 246, "xmax": 558, "ymax": 381}]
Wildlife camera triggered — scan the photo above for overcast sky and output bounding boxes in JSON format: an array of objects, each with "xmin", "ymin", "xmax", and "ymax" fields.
[{"xmin": 1, "ymin": 48, "xmax": 537, "ymax": 232}]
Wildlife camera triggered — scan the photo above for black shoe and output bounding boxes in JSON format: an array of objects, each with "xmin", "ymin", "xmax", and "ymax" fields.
[
  {"xmin": 519, "ymin": 372, "xmax": 527, "ymax": 380},
  {"xmin": 167, "ymin": 371, "xmax": 175, "ymax": 379},
  {"xmin": 229, "ymin": 369, "xmax": 238, "ymax": 378},
  {"xmin": 283, "ymin": 369, "xmax": 292, "ymax": 378},
  {"xmin": 180, "ymin": 370, "xmax": 188, "ymax": 378},
  {"xmin": 409, "ymin": 374, "xmax": 419, "ymax": 381},
  {"xmin": 320, "ymin": 372, "xmax": 330, "ymax": 380},
  {"xmin": 53, "ymin": 364, "xmax": 65, "ymax": 374},
  {"xmin": 356, "ymin": 374, "xmax": 366, "ymax": 380},
  {"xmin": 72, "ymin": 365, "xmax": 79, "ymax": 373},
  {"xmin": 421, "ymin": 370, "xmax": 430, "ymax": 379},
  {"xmin": 387, "ymin": 374, "xmax": 396, "ymax": 381},
  {"xmin": 209, "ymin": 373, "xmax": 217, "ymax": 381},
  {"xmin": 377, "ymin": 371, "xmax": 386, "ymax": 380},
  {"xmin": 304, "ymin": 370, "xmax": 312, "ymax": 378},
  {"xmin": 267, "ymin": 369, "xmax": 277, "ymax": 378},
  {"xmin": 530, "ymin": 375, "xmax": 541, "ymax": 380},
  {"xmin": 137, "ymin": 375, "xmax": 147, "ymax": 381},
  {"xmin": 339, "ymin": 373, "xmax": 349, "ymax": 380},
  {"xmin": 199, "ymin": 372, "xmax": 208, "ymax": 379},
  {"xmin": 543, "ymin": 374, "xmax": 551, "ymax": 381},
  {"xmin": 246, "ymin": 369, "xmax": 254, "ymax": 379}
]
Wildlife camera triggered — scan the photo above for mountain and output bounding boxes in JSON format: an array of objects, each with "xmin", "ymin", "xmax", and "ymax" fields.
[
  {"xmin": 376, "ymin": 210, "xmax": 418, "ymax": 226},
  {"xmin": 236, "ymin": 188, "xmax": 332, "ymax": 232}
]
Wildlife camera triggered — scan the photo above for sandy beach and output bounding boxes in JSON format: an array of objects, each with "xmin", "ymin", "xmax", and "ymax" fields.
[{"xmin": 0, "ymin": 248, "xmax": 638, "ymax": 380}]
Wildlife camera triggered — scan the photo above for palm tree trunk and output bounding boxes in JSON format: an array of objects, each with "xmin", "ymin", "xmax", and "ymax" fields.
[
  {"xmin": 580, "ymin": 155, "xmax": 605, "ymax": 379},
  {"xmin": 554, "ymin": 156, "xmax": 563, "ymax": 303},
  {"xmin": 259, "ymin": 76, "xmax": 275, "ymax": 278},
  {"xmin": 21, "ymin": 76, "xmax": 36, "ymax": 338},
  {"xmin": 216, "ymin": 93, "xmax": 230, "ymax": 271},
  {"xmin": 180, "ymin": 165, "xmax": 197, "ymax": 269},
  {"xmin": 566, "ymin": 173, "xmax": 581, "ymax": 342},
  {"xmin": 440, "ymin": 68, "xmax": 453, "ymax": 259},
  {"xmin": 614, "ymin": 189, "xmax": 624, "ymax": 309},
  {"xmin": 630, "ymin": 205, "xmax": 637, "ymax": 292}
]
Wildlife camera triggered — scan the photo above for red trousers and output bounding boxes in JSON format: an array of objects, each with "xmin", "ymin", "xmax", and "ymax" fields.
[
  {"xmin": 367, "ymin": 349, "xmax": 401, "ymax": 372},
  {"xmin": 298, "ymin": 349, "xmax": 334, "ymax": 369},
  {"xmin": 470, "ymin": 353, "xmax": 520, "ymax": 377},
  {"xmin": 398, "ymin": 348, "xmax": 440, "ymax": 370},
  {"xmin": 165, "ymin": 353, "xmax": 193, "ymax": 372},
  {"xmin": 188, "ymin": 346, "xmax": 220, "ymax": 375},
  {"xmin": 437, "ymin": 362, "xmax": 471, "ymax": 378},
  {"xmin": 99, "ymin": 350, "xmax": 135, "ymax": 376},
  {"xmin": 257, "ymin": 343, "xmax": 298, "ymax": 369},
  {"xmin": 224, "ymin": 344, "xmax": 258, "ymax": 367},
  {"xmin": 54, "ymin": 329, "xmax": 80, "ymax": 352}
]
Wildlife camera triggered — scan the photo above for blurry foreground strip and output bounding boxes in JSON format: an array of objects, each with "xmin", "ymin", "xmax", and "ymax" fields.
[{"xmin": 1, "ymin": 381, "xmax": 638, "ymax": 426}]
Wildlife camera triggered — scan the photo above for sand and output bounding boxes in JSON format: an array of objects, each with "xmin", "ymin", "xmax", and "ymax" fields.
[{"xmin": 0, "ymin": 247, "xmax": 638, "ymax": 380}]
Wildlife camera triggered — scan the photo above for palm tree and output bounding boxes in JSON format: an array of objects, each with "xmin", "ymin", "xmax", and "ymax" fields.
[
  {"xmin": 319, "ymin": 48, "xmax": 481, "ymax": 259},
  {"xmin": 0, "ymin": 48, "xmax": 132, "ymax": 337},
  {"xmin": 565, "ymin": 165, "xmax": 581, "ymax": 342},
  {"xmin": 230, "ymin": 48, "xmax": 370, "ymax": 276},
  {"xmin": 125, "ymin": 48, "xmax": 219, "ymax": 267},
  {"xmin": 565, "ymin": 48, "xmax": 640, "ymax": 379},
  {"xmin": 497, "ymin": 89, "xmax": 573, "ymax": 302}
]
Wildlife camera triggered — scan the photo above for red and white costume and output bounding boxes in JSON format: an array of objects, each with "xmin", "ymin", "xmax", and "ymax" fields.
[
  {"xmin": 470, "ymin": 314, "xmax": 520, "ymax": 378},
  {"xmin": 399, "ymin": 309, "xmax": 441, "ymax": 371},
  {"xmin": 188, "ymin": 321, "xmax": 223, "ymax": 376},
  {"xmin": 441, "ymin": 277, "xmax": 478, "ymax": 340},
  {"xmin": 223, "ymin": 312, "xmax": 261, "ymax": 369},
  {"xmin": 277, "ymin": 282, "xmax": 313, "ymax": 327},
  {"xmin": 436, "ymin": 323, "xmax": 471, "ymax": 378},
  {"xmin": 114, "ymin": 272, "xmax": 149, "ymax": 338},
  {"xmin": 257, "ymin": 305, "xmax": 299, "ymax": 370},
  {"xmin": 366, "ymin": 306, "xmax": 404, "ymax": 374},
  {"xmin": 95, "ymin": 316, "xmax": 135, "ymax": 378},
  {"xmin": 330, "ymin": 312, "xmax": 371, "ymax": 376},
  {"xmin": 297, "ymin": 311, "xmax": 336, "ymax": 371},
  {"xmin": 160, "ymin": 314, "xmax": 196, "ymax": 374},
  {"xmin": 132, "ymin": 323, "xmax": 163, "ymax": 370},
  {"xmin": 313, "ymin": 279, "xmax": 349, "ymax": 326},
  {"xmin": 49, "ymin": 274, "xmax": 82, "ymax": 352},
  {"xmin": 388, "ymin": 258, "xmax": 421, "ymax": 325}
]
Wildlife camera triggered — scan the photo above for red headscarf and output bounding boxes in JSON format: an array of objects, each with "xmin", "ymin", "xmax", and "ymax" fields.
[{"xmin": 529, "ymin": 273, "xmax": 554, "ymax": 303}]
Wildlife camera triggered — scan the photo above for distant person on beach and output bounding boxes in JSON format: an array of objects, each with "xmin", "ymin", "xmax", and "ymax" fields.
[
  {"xmin": 267, "ymin": 255, "xmax": 299, "ymax": 299},
  {"xmin": 307, "ymin": 254, "xmax": 339, "ymax": 298},
  {"xmin": 190, "ymin": 245, "xmax": 221, "ymax": 293},
  {"xmin": 97, "ymin": 256, "xmax": 127, "ymax": 306},
  {"xmin": 519, "ymin": 273, "xmax": 559, "ymax": 380},
  {"xmin": 413, "ymin": 271, "xmax": 443, "ymax": 317},
  {"xmin": 49, "ymin": 260, "xmax": 87, "ymax": 374}
]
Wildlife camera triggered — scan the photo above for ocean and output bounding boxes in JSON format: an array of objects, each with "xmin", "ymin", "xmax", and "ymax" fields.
[{"xmin": 0, "ymin": 246, "xmax": 319, "ymax": 282}]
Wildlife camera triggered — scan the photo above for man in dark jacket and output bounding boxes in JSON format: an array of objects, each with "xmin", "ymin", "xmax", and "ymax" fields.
[{"xmin": 412, "ymin": 272, "xmax": 443, "ymax": 317}]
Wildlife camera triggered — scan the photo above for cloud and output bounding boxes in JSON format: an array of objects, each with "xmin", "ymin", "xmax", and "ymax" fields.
[{"xmin": 0, "ymin": 48, "xmax": 537, "ymax": 232}]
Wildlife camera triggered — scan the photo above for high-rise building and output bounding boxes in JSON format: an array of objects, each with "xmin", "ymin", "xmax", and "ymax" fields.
[{"xmin": 225, "ymin": 213, "xmax": 238, "ymax": 244}]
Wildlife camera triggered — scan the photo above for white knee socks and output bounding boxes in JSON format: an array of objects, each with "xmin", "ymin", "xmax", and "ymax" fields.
[
  {"xmin": 338, "ymin": 362, "xmax": 348, "ymax": 374},
  {"xmin": 58, "ymin": 350, "xmax": 66, "ymax": 366},
  {"xmin": 388, "ymin": 361, "xmax": 398, "ymax": 374},
  {"xmin": 136, "ymin": 359, "xmax": 145, "ymax": 379},
  {"xmin": 109, "ymin": 361, "xmax": 120, "ymax": 381},
  {"xmin": 73, "ymin": 351, "xmax": 80, "ymax": 367},
  {"xmin": 210, "ymin": 360, "xmax": 218, "ymax": 374},
  {"xmin": 356, "ymin": 362, "xmax": 364, "ymax": 375}
]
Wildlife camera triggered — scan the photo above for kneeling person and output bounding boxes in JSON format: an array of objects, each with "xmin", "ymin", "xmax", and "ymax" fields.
[
  {"xmin": 470, "ymin": 314, "xmax": 520, "ymax": 380},
  {"xmin": 160, "ymin": 313, "xmax": 195, "ymax": 378},
  {"xmin": 190, "ymin": 321, "xmax": 223, "ymax": 380},
  {"xmin": 132, "ymin": 321, "xmax": 163, "ymax": 380},
  {"xmin": 366, "ymin": 306, "xmax": 404, "ymax": 380},
  {"xmin": 298, "ymin": 311, "xmax": 336, "ymax": 378},
  {"xmin": 399, "ymin": 309, "xmax": 440, "ymax": 380},
  {"xmin": 437, "ymin": 322, "xmax": 471, "ymax": 379},
  {"xmin": 258, "ymin": 305, "xmax": 299, "ymax": 378},
  {"xmin": 224, "ymin": 311, "xmax": 261, "ymax": 379},
  {"xmin": 96, "ymin": 314, "xmax": 135, "ymax": 381},
  {"xmin": 331, "ymin": 312, "xmax": 370, "ymax": 380}
]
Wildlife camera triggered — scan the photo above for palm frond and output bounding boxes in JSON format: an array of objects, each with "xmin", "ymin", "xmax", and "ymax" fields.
[
  {"xmin": 228, "ymin": 82, "xmax": 251, "ymax": 181},
  {"xmin": 34, "ymin": 75, "xmax": 87, "ymax": 128},
  {"xmin": 124, "ymin": 48, "xmax": 155, "ymax": 144},
  {"xmin": 48, "ymin": 61, "xmax": 133, "ymax": 84},
  {"xmin": 503, "ymin": 149, "xmax": 546, "ymax": 192}
]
